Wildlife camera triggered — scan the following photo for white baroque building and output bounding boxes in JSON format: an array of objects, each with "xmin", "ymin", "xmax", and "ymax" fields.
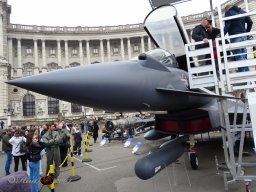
[{"xmin": 0, "ymin": 0, "xmax": 255, "ymax": 126}]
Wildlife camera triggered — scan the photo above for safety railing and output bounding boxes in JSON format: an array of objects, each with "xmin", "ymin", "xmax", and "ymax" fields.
[{"xmin": 185, "ymin": 39, "xmax": 219, "ymax": 94}]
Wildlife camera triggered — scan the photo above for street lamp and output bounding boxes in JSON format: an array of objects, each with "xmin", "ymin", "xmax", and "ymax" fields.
[{"xmin": 3, "ymin": 104, "xmax": 14, "ymax": 127}]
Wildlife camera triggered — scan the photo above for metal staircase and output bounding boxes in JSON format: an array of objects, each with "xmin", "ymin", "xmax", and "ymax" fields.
[{"xmin": 185, "ymin": 0, "xmax": 256, "ymax": 190}]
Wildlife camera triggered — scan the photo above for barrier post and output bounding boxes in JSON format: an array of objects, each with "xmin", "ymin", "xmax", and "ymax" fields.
[
  {"xmin": 82, "ymin": 137, "xmax": 92, "ymax": 162},
  {"xmin": 67, "ymin": 147, "xmax": 81, "ymax": 182},
  {"xmin": 49, "ymin": 165, "xmax": 55, "ymax": 192},
  {"xmin": 88, "ymin": 131, "xmax": 93, "ymax": 146},
  {"xmin": 86, "ymin": 133, "xmax": 93, "ymax": 152}
]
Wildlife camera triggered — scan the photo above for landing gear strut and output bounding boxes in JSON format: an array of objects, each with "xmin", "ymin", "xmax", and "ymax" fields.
[{"xmin": 188, "ymin": 135, "xmax": 199, "ymax": 170}]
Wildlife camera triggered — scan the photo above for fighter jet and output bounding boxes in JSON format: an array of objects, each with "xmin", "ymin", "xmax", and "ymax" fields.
[{"xmin": 7, "ymin": 5, "xmax": 244, "ymax": 180}]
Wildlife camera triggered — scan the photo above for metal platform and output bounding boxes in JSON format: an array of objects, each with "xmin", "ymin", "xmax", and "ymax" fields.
[{"xmin": 185, "ymin": 0, "xmax": 256, "ymax": 190}]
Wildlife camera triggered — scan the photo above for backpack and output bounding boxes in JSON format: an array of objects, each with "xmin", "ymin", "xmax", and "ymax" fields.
[{"xmin": 19, "ymin": 140, "xmax": 28, "ymax": 153}]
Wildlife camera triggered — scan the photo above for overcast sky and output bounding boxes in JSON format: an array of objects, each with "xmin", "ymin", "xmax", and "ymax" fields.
[{"xmin": 7, "ymin": 0, "xmax": 226, "ymax": 27}]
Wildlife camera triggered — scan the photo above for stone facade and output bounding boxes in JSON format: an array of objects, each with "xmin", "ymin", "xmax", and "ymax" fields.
[{"xmin": 0, "ymin": 0, "xmax": 255, "ymax": 126}]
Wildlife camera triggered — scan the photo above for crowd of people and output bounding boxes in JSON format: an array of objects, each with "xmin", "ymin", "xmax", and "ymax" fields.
[
  {"xmin": 192, "ymin": 3, "xmax": 253, "ymax": 71},
  {"xmin": 0, "ymin": 120, "xmax": 100, "ymax": 192}
]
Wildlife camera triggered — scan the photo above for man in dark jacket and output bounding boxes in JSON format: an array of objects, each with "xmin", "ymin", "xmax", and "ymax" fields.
[
  {"xmin": 192, "ymin": 18, "xmax": 212, "ymax": 65},
  {"xmin": 224, "ymin": 4, "xmax": 253, "ymax": 72},
  {"xmin": 192, "ymin": 18, "xmax": 211, "ymax": 49},
  {"xmin": 93, "ymin": 121, "xmax": 99, "ymax": 143},
  {"xmin": 2, "ymin": 129, "xmax": 13, "ymax": 175}
]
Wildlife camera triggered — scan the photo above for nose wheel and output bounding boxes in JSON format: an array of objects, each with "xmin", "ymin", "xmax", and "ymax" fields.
[
  {"xmin": 189, "ymin": 152, "xmax": 199, "ymax": 169},
  {"xmin": 188, "ymin": 135, "xmax": 199, "ymax": 170}
]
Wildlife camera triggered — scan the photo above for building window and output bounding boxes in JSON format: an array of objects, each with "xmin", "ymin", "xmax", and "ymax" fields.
[
  {"xmin": 47, "ymin": 63, "xmax": 58, "ymax": 72},
  {"xmin": 23, "ymin": 63, "xmax": 34, "ymax": 76},
  {"xmin": 113, "ymin": 47, "xmax": 119, "ymax": 55},
  {"xmin": 48, "ymin": 97, "xmax": 59, "ymax": 114},
  {"xmin": 23, "ymin": 94, "xmax": 35, "ymax": 116},
  {"xmin": 93, "ymin": 48, "xmax": 99, "ymax": 56},
  {"xmin": 49, "ymin": 48, "xmax": 56, "ymax": 57},
  {"xmin": 72, "ymin": 48, "xmax": 78, "ymax": 57},
  {"xmin": 133, "ymin": 45, "xmax": 139, "ymax": 53},
  {"xmin": 71, "ymin": 103, "xmax": 82, "ymax": 113},
  {"xmin": 26, "ymin": 48, "xmax": 33, "ymax": 56},
  {"xmin": 25, "ymin": 68, "xmax": 33, "ymax": 76},
  {"xmin": 70, "ymin": 62, "xmax": 80, "ymax": 68}
]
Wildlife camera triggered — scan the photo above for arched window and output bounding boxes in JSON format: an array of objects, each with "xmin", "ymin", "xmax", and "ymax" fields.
[
  {"xmin": 70, "ymin": 62, "xmax": 80, "ymax": 68},
  {"xmin": 23, "ymin": 94, "xmax": 35, "ymax": 116},
  {"xmin": 47, "ymin": 62, "xmax": 58, "ymax": 72},
  {"xmin": 71, "ymin": 103, "xmax": 82, "ymax": 113},
  {"xmin": 48, "ymin": 97, "xmax": 59, "ymax": 114}
]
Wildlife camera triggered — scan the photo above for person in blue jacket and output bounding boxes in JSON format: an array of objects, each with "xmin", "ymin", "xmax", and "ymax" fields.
[{"xmin": 224, "ymin": 4, "xmax": 253, "ymax": 72}]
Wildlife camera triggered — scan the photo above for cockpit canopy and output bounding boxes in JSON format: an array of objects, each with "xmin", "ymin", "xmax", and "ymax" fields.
[
  {"xmin": 143, "ymin": 4, "xmax": 190, "ymax": 71},
  {"xmin": 146, "ymin": 48, "xmax": 178, "ymax": 68}
]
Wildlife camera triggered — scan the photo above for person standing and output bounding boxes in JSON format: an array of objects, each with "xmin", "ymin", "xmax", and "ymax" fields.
[
  {"xmin": 0, "ymin": 121, "xmax": 4, "ymax": 129},
  {"xmin": 58, "ymin": 122, "xmax": 70, "ymax": 166},
  {"xmin": 93, "ymin": 121, "xmax": 99, "ymax": 143},
  {"xmin": 70, "ymin": 123, "xmax": 76, "ymax": 148},
  {"xmin": 192, "ymin": 17, "xmax": 212, "ymax": 65},
  {"xmin": 2, "ymin": 129, "xmax": 13, "ymax": 175},
  {"xmin": 27, "ymin": 133, "xmax": 45, "ymax": 192},
  {"xmin": 80, "ymin": 122, "xmax": 85, "ymax": 133},
  {"xmin": 224, "ymin": 4, "xmax": 253, "ymax": 72},
  {"xmin": 74, "ymin": 126, "xmax": 82, "ymax": 156},
  {"xmin": 42, "ymin": 123, "xmax": 62, "ymax": 178},
  {"xmin": 192, "ymin": 17, "xmax": 211, "ymax": 48},
  {"xmin": 9, "ymin": 129, "xmax": 27, "ymax": 172},
  {"xmin": 253, "ymin": 46, "xmax": 256, "ymax": 70}
]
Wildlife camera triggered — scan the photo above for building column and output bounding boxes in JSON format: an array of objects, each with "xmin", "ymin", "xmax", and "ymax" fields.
[
  {"xmin": 0, "ymin": 14, "xmax": 3, "ymax": 57},
  {"xmin": 120, "ymin": 38, "xmax": 125, "ymax": 60},
  {"xmin": 0, "ymin": 58, "xmax": 9, "ymax": 118},
  {"xmin": 100, "ymin": 39, "xmax": 104, "ymax": 62},
  {"xmin": 17, "ymin": 38, "xmax": 22, "ymax": 68},
  {"xmin": 33, "ymin": 39, "xmax": 38, "ymax": 67},
  {"xmin": 79, "ymin": 40, "xmax": 83, "ymax": 65},
  {"xmin": 42, "ymin": 40, "xmax": 46, "ymax": 68},
  {"xmin": 107, "ymin": 39, "xmax": 111, "ymax": 62},
  {"xmin": 57, "ymin": 40, "xmax": 62, "ymax": 67},
  {"xmin": 147, "ymin": 36, "xmax": 152, "ymax": 51},
  {"xmin": 86, "ymin": 40, "xmax": 91, "ymax": 64},
  {"xmin": 64, "ymin": 40, "xmax": 69, "ymax": 67},
  {"xmin": 127, "ymin": 38, "xmax": 131, "ymax": 59},
  {"xmin": 8, "ymin": 38, "xmax": 13, "ymax": 66},
  {"xmin": 141, "ymin": 36, "xmax": 145, "ymax": 53}
]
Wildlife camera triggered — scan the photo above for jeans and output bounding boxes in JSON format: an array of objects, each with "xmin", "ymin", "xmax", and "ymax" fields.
[
  {"xmin": 5, "ymin": 151, "xmax": 12, "ymax": 175},
  {"xmin": 230, "ymin": 36, "xmax": 249, "ymax": 72},
  {"xmin": 29, "ymin": 161, "xmax": 40, "ymax": 192}
]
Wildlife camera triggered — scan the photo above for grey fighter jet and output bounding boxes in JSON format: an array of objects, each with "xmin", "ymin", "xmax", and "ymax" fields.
[{"xmin": 7, "ymin": 5, "xmax": 244, "ymax": 180}]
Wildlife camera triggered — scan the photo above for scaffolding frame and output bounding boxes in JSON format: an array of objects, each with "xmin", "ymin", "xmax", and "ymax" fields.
[{"xmin": 185, "ymin": 0, "xmax": 256, "ymax": 190}]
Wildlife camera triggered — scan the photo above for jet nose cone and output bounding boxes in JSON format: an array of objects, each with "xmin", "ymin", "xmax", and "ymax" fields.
[{"xmin": 7, "ymin": 71, "xmax": 57, "ymax": 91}]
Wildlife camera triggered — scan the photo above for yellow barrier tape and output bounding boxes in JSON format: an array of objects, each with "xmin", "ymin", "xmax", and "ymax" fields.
[{"xmin": 59, "ymin": 155, "xmax": 69, "ymax": 168}]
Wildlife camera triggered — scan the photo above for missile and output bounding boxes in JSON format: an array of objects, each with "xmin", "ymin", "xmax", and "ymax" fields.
[
  {"xmin": 134, "ymin": 137, "xmax": 184, "ymax": 180},
  {"xmin": 144, "ymin": 129, "xmax": 171, "ymax": 140}
]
